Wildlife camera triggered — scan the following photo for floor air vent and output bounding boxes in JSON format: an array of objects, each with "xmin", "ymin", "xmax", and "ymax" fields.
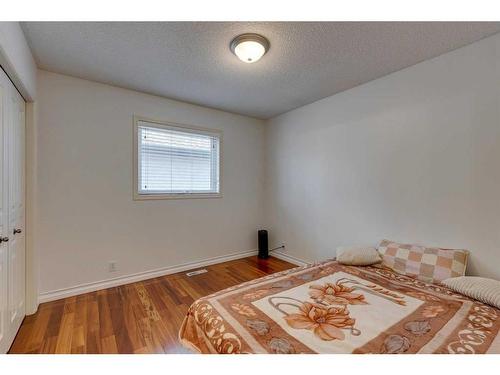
[{"xmin": 186, "ymin": 269, "xmax": 208, "ymax": 277}]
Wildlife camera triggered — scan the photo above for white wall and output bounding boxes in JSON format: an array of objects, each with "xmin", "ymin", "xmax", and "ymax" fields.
[
  {"xmin": 0, "ymin": 22, "xmax": 37, "ymax": 100},
  {"xmin": 36, "ymin": 70, "xmax": 265, "ymax": 295},
  {"xmin": 265, "ymin": 33, "xmax": 500, "ymax": 279}
]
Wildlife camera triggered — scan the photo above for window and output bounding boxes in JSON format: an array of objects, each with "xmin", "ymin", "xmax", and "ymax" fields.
[{"xmin": 134, "ymin": 118, "xmax": 221, "ymax": 199}]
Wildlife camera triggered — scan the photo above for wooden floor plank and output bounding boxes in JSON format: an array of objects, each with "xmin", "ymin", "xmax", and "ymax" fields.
[{"xmin": 9, "ymin": 256, "xmax": 296, "ymax": 354}]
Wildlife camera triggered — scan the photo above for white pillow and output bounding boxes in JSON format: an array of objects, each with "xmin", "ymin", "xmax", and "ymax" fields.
[
  {"xmin": 336, "ymin": 246, "xmax": 382, "ymax": 266},
  {"xmin": 442, "ymin": 276, "xmax": 500, "ymax": 309}
]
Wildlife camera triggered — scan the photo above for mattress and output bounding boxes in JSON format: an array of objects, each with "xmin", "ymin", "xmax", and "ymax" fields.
[{"xmin": 179, "ymin": 260, "xmax": 500, "ymax": 354}]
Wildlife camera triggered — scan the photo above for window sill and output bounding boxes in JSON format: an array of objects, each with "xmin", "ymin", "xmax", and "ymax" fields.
[{"xmin": 133, "ymin": 192, "xmax": 222, "ymax": 201}]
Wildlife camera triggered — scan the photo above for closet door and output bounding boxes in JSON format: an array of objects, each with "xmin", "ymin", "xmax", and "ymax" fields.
[
  {"xmin": 0, "ymin": 67, "xmax": 25, "ymax": 353},
  {"xmin": 0, "ymin": 75, "xmax": 7, "ymax": 354},
  {"xmin": 8, "ymin": 92, "xmax": 25, "ymax": 336}
]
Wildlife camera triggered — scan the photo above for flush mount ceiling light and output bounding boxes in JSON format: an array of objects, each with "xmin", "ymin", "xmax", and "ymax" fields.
[{"xmin": 230, "ymin": 33, "xmax": 270, "ymax": 64}]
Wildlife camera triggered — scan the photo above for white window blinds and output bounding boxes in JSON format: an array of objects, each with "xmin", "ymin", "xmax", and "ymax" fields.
[{"xmin": 137, "ymin": 120, "xmax": 220, "ymax": 196}]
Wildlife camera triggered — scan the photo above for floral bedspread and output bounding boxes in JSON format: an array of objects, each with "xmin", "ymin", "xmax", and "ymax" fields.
[{"xmin": 178, "ymin": 260, "xmax": 500, "ymax": 354}]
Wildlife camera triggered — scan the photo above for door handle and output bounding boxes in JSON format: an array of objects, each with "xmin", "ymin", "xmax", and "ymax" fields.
[
  {"xmin": 13, "ymin": 228, "xmax": 22, "ymax": 235},
  {"xmin": 0, "ymin": 237, "xmax": 9, "ymax": 243}
]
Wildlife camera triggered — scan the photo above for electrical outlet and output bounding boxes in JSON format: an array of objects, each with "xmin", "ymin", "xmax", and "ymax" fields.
[
  {"xmin": 108, "ymin": 261, "xmax": 118, "ymax": 272},
  {"xmin": 280, "ymin": 242, "xmax": 286, "ymax": 248}
]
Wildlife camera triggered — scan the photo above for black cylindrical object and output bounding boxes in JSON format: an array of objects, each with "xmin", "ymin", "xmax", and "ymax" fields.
[{"xmin": 258, "ymin": 230, "xmax": 269, "ymax": 259}]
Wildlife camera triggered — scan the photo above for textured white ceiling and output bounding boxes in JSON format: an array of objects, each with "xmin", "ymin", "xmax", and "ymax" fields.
[{"xmin": 22, "ymin": 22, "xmax": 500, "ymax": 119}]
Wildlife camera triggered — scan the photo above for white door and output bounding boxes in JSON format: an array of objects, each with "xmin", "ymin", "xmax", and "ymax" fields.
[
  {"xmin": 8, "ymin": 91, "xmax": 25, "ymax": 337},
  {"xmin": 0, "ymin": 74, "xmax": 7, "ymax": 354},
  {"xmin": 0, "ymin": 67, "xmax": 25, "ymax": 354}
]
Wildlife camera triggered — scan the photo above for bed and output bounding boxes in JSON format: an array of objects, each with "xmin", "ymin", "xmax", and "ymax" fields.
[{"xmin": 179, "ymin": 259, "xmax": 500, "ymax": 353}]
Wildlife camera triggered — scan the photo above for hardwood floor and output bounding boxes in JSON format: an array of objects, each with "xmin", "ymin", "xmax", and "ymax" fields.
[{"xmin": 9, "ymin": 256, "xmax": 296, "ymax": 354}]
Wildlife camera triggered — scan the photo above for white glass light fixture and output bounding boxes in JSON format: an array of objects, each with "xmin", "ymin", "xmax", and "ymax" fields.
[{"xmin": 230, "ymin": 33, "xmax": 270, "ymax": 64}]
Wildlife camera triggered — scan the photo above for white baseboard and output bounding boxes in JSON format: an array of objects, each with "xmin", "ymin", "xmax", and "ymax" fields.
[
  {"xmin": 271, "ymin": 249, "xmax": 309, "ymax": 266},
  {"xmin": 38, "ymin": 249, "xmax": 258, "ymax": 304}
]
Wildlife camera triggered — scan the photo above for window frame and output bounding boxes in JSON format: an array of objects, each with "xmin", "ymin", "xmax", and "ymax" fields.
[{"xmin": 133, "ymin": 115, "xmax": 223, "ymax": 200}]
